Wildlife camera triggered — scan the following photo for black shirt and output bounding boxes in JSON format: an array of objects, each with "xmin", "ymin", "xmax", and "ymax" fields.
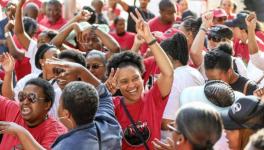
[
  {"xmin": 127, "ymin": 6, "xmax": 155, "ymax": 33},
  {"xmin": 230, "ymin": 75, "xmax": 258, "ymax": 95}
]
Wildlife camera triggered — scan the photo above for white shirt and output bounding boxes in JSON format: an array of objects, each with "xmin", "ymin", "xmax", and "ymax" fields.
[
  {"xmin": 162, "ymin": 66, "xmax": 205, "ymax": 120},
  {"xmin": 14, "ymin": 74, "xmax": 61, "ymax": 119},
  {"xmin": 247, "ymin": 60, "xmax": 264, "ymax": 87},
  {"xmin": 25, "ymin": 40, "xmax": 41, "ymax": 74},
  {"xmin": 250, "ymin": 51, "xmax": 264, "ymax": 71}
]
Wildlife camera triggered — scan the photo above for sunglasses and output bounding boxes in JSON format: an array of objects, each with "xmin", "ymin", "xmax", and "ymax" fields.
[
  {"xmin": 124, "ymin": 121, "xmax": 150, "ymax": 147},
  {"xmin": 208, "ymin": 34, "xmax": 222, "ymax": 42},
  {"xmin": 18, "ymin": 92, "xmax": 46, "ymax": 103},
  {"xmin": 87, "ymin": 64, "xmax": 104, "ymax": 70}
]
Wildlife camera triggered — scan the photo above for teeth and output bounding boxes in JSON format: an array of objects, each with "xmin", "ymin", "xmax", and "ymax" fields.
[
  {"xmin": 22, "ymin": 107, "xmax": 31, "ymax": 115},
  {"xmin": 129, "ymin": 89, "xmax": 137, "ymax": 93}
]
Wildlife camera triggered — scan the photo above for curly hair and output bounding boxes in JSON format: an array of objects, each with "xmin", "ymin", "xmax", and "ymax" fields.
[{"xmin": 106, "ymin": 51, "xmax": 145, "ymax": 76}]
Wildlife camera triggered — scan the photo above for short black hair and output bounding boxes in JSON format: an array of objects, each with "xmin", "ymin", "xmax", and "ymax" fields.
[
  {"xmin": 61, "ymin": 81, "xmax": 99, "ymax": 125},
  {"xmin": 107, "ymin": 51, "xmax": 145, "ymax": 76},
  {"xmin": 113, "ymin": 16, "xmax": 125, "ymax": 25},
  {"xmin": 182, "ymin": 17, "xmax": 202, "ymax": 38},
  {"xmin": 159, "ymin": 0, "xmax": 175, "ymax": 11},
  {"xmin": 216, "ymin": 43, "xmax": 233, "ymax": 55},
  {"xmin": 82, "ymin": 6, "xmax": 96, "ymax": 24},
  {"xmin": 160, "ymin": 32, "xmax": 189, "ymax": 65},
  {"xmin": 40, "ymin": 30, "xmax": 58, "ymax": 41},
  {"xmin": 35, "ymin": 44, "xmax": 57, "ymax": 69},
  {"xmin": 25, "ymin": 78, "xmax": 55, "ymax": 109},
  {"xmin": 47, "ymin": 0, "xmax": 62, "ymax": 7},
  {"xmin": 23, "ymin": 17, "xmax": 37, "ymax": 37},
  {"xmin": 58, "ymin": 49, "xmax": 87, "ymax": 67},
  {"xmin": 204, "ymin": 49, "xmax": 232, "ymax": 72}
]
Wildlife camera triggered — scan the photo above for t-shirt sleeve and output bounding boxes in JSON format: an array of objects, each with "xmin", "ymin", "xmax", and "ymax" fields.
[
  {"xmin": 0, "ymin": 96, "xmax": 18, "ymax": 121},
  {"xmin": 146, "ymin": 82, "xmax": 168, "ymax": 110},
  {"xmin": 25, "ymin": 40, "xmax": 37, "ymax": 59},
  {"xmin": 246, "ymin": 81, "xmax": 258, "ymax": 95}
]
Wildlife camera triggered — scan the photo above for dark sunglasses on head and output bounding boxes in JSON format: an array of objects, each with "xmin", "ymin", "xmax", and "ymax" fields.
[
  {"xmin": 208, "ymin": 34, "xmax": 222, "ymax": 42},
  {"xmin": 87, "ymin": 64, "xmax": 104, "ymax": 70},
  {"xmin": 18, "ymin": 92, "xmax": 46, "ymax": 103},
  {"xmin": 124, "ymin": 121, "xmax": 150, "ymax": 147}
]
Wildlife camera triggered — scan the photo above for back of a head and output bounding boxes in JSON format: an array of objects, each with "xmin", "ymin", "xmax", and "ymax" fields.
[
  {"xmin": 23, "ymin": 17, "xmax": 37, "ymax": 37},
  {"xmin": 61, "ymin": 81, "xmax": 99, "ymax": 126},
  {"xmin": 204, "ymin": 80, "xmax": 235, "ymax": 107},
  {"xmin": 58, "ymin": 49, "xmax": 87, "ymax": 67},
  {"xmin": 106, "ymin": 51, "xmax": 145, "ymax": 76},
  {"xmin": 204, "ymin": 49, "xmax": 232, "ymax": 71},
  {"xmin": 182, "ymin": 17, "xmax": 202, "ymax": 38},
  {"xmin": 176, "ymin": 103, "xmax": 223, "ymax": 150},
  {"xmin": 216, "ymin": 42, "xmax": 233, "ymax": 55},
  {"xmin": 160, "ymin": 32, "xmax": 189, "ymax": 65},
  {"xmin": 159, "ymin": 0, "xmax": 174, "ymax": 11}
]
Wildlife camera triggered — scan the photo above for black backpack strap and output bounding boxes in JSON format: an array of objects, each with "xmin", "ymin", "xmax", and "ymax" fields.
[
  {"xmin": 120, "ymin": 98, "xmax": 150, "ymax": 150},
  {"xmin": 95, "ymin": 122, "xmax": 102, "ymax": 150}
]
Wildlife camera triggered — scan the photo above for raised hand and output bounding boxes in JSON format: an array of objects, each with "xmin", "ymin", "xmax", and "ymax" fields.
[
  {"xmin": 75, "ymin": 10, "xmax": 92, "ymax": 22},
  {"xmin": 130, "ymin": 9, "xmax": 154, "ymax": 43},
  {"xmin": 201, "ymin": 12, "xmax": 213, "ymax": 29},
  {"xmin": 246, "ymin": 12, "xmax": 257, "ymax": 31},
  {"xmin": 105, "ymin": 68, "xmax": 120, "ymax": 95},
  {"xmin": 152, "ymin": 138, "xmax": 175, "ymax": 150},
  {"xmin": 0, "ymin": 53, "xmax": 15, "ymax": 73}
]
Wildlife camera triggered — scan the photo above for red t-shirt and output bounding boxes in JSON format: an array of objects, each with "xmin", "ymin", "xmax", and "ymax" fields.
[
  {"xmin": 113, "ymin": 83, "xmax": 168, "ymax": 150},
  {"xmin": 0, "ymin": 96, "xmax": 67, "ymax": 150},
  {"xmin": 110, "ymin": 32, "xmax": 135, "ymax": 51},
  {"xmin": 13, "ymin": 35, "xmax": 32, "ymax": 81},
  {"xmin": 256, "ymin": 31, "xmax": 264, "ymax": 42},
  {"xmin": 143, "ymin": 56, "xmax": 160, "ymax": 86},
  {"xmin": 148, "ymin": 17, "xmax": 173, "ymax": 32},
  {"xmin": 39, "ymin": 16, "xmax": 67, "ymax": 30},
  {"xmin": 233, "ymin": 38, "xmax": 264, "ymax": 63}
]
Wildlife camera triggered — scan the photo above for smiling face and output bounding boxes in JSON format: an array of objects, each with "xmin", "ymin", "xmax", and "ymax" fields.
[
  {"xmin": 19, "ymin": 84, "xmax": 51, "ymax": 127},
  {"xmin": 117, "ymin": 66, "xmax": 144, "ymax": 103},
  {"xmin": 46, "ymin": 3, "xmax": 62, "ymax": 24}
]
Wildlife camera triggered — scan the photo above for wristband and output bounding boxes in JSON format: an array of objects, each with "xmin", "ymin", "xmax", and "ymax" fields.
[
  {"xmin": 4, "ymin": 32, "xmax": 11, "ymax": 38},
  {"xmin": 147, "ymin": 39, "xmax": 157, "ymax": 46},
  {"xmin": 200, "ymin": 27, "xmax": 208, "ymax": 33}
]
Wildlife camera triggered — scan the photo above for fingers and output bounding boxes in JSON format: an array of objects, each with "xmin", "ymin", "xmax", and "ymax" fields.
[
  {"xmin": 152, "ymin": 138, "xmax": 172, "ymax": 150},
  {"xmin": 135, "ymin": 9, "xmax": 144, "ymax": 21},
  {"xmin": 130, "ymin": 12, "xmax": 138, "ymax": 23}
]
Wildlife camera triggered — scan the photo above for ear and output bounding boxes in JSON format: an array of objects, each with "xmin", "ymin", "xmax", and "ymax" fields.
[
  {"xmin": 176, "ymin": 134, "xmax": 186, "ymax": 145},
  {"xmin": 44, "ymin": 101, "xmax": 52, "ymax": 111},
  {"xmin": 39, "ymin": 59, "xmax": 44, "ymax": 68}
]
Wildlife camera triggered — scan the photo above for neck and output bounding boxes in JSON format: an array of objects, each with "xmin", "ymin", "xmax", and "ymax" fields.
[
  {"xmin": 228, "ymin": 71, "xmax": 239, "ymax": 84},
  {"xmin": 26, "ymin": 115, "xmax": 48, "ymax": 128},
  {"xmin": 174, "ymin": 61, "xmax": 184, "ymax": 69},
  {"xmin": 140, "ymin": 7, "xmax": 147, "ymax": 11},
  {"xmin": 159, "ymin": 17, "xmax": 170, "ymax": 25}
]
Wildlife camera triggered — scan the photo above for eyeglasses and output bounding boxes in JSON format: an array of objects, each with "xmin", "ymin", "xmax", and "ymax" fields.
[
  {"xmin": 18, "ymin": 91, "xmax": 46, "ymax": 103},
  {"xmin": 87, "ymin": 64, "xmax": 104, "ymax": 70},
  {"xmin": 124, "ymin": 121, "xmax": 150, "ymax": 147},
  {"xmin": 167, "ymin": 123, "xmax": 181, "ymax": 134}
]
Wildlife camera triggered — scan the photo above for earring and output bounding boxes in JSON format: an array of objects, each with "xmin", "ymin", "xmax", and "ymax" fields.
[{"xmin": 176, "ymin": 141, "xmax": 180, "ymax": 145}]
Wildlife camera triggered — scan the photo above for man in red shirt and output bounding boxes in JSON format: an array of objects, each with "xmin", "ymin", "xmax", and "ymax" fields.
[
  {"xmin": 225, "ymin": 11, "xmax": 264, "ymax": 63},
  {"xmin": 0, "ymin": 78, "xmax": 66, "ymax": 149},
  {"xmin": 110, "ymin": 17, "xmax": 135, "ymax": 51},
  {"xmin": 39, "ymin": 0, "xmax": 67, "ymax": 30},
  {"xmin": 148, "ymin": 0, "xmax": 176, "ymax": 32}
]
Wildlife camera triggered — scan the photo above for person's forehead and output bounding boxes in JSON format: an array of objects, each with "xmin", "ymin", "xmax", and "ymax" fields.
[{"xmin": 23, "ymin": 84, "xmax": 44, "ymax": 94}]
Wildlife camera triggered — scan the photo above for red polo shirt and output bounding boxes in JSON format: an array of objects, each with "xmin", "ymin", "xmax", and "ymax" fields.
[
  {"xmin": 110, "ymin": 32, "xmax": 135, "ymax": 51},
  {"xmin": 148, "ymin": 17, "xmax": 173, "ymax": 32},
  {"xmin": 39, "ymin": 16, "xmax": 67, "ymax": 30}
]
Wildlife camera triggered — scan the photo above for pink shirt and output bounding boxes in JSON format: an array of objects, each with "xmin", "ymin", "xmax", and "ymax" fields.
[
  {"xmin": 148, "ymin": 17, "xmax": 173, "ymax": 32},
  {"xmin": 113, "ymin": 83, "xmax": 168, "ymax": 150},
  {"xmin": 39, "ymin": 16, "xmax": 67, "ymax": 30},
  {"xmin": 0, "ymin": 96, "xmax": 67, "ymax": 150},
  {"xmin": 110, "ymin": 32, "xmax": 135, "ymax": 51}
]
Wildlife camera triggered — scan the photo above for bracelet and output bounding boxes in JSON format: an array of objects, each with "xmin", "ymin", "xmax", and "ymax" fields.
[
  {"xmin": 4, "ymin": 32, "xmax": 11, "ymax": 38},
  {"xmin": 200, "ymin": 27, "xmax": 208, "ymax": 33},
  {"xmin": 147, "ymin": 39, "xmax": 157, "ymax": 46}
]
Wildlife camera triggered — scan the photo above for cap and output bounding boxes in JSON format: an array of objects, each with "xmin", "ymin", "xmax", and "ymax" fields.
[
  {"xmin": 180, "ymin": 81, "xmax": 244, "ymax": 112},
  {"xmin": 221, "ymin": 96, "xmax": 264, "ymax": 130},
  {"xmin": 208, "ymin": 25, "xmax": 233, "ymax": 40},
  {"xmin": 224, "ymin": 12, "xmax": 248, "ymax": 30},
  {"xmin": 212, "ymin": 8, "xmax": 227, "ymax": 18}
]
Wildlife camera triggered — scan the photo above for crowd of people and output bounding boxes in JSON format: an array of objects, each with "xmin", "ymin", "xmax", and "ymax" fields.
[{"xmin": 0, "ymin": 0, "xmax": 263, "ymax": 149}]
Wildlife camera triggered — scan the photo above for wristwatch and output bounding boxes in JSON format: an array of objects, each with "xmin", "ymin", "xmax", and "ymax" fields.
[{"xmin": 4, "ymin": 32, "xmax": 11, "ymax": 38}]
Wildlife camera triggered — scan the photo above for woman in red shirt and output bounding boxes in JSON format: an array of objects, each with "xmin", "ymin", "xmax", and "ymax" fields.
[{"xmin": 105, "ymin": 10, "xmax": 173, "ymax": 150}]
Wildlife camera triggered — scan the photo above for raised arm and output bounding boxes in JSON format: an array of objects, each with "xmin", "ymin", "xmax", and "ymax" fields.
[
  {"xmin": 246, "ymin": 13, "xmax": 259, "ymax": 55},
  {"xmin": 190, "ymin": 13, "xmax": 213, "ymax": 67},
  {"xmin": 131, "ymin": 34, "xmax": 145, "ymax": 53},
  {"xmin": 63, "ymin": 0, "xmax": 77, "ymax": 20},
  {"xmin": 131, "ymin": 10, "xmax": 173, "ymax": 97},
  {"xmin": 1, "ymin": 53, "xmax": 15, "ymax": 100},
  {"xmin": 0, "ymin": 121, "xmax": 45, "ymax": 150},
  {"xmin": 4, "ymin": 20, "xmax": 25, "ymax": 60},
  {"xmin": 116, "ymin": 0, "xmax": 129, "ymax": 12},
  {"xmin": 14, "ymin": 0, "xmax": 31, "ymax": 50}
]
